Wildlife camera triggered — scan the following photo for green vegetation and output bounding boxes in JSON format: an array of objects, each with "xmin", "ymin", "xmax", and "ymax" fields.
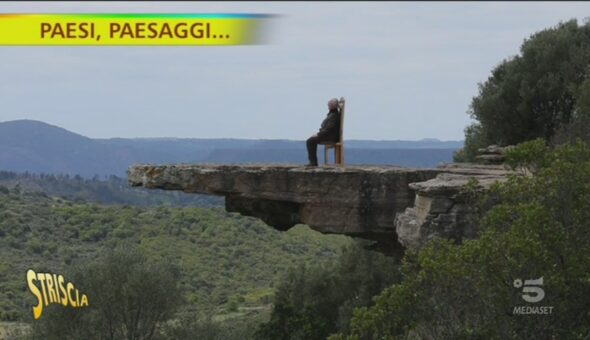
[
  {"xmin": 455, "ymin": 19, "xmax": 590, "ymax": 161},
  {"xmin": 0, "ymin": 186, "xmax": 351, "ymax": 327},
  {"xmin": 29, "ymin": 249, "xmax": 182, "ymax": 340},
  {"xmin": 256, "ymin": 244, "xmax": 398, "ymax": 340},
  {"xmin": 333, "ymin": 140, "xmax": 590, "ymax": 339}
]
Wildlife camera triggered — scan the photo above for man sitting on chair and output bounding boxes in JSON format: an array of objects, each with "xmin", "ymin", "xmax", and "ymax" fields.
[{"xmin": 306, "ymin": 98, "xmax": 341, "ymax": 167}]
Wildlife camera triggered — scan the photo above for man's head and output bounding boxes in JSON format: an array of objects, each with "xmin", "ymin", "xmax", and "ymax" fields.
[{"xmin": 328, "ymin": 98, "xmax": 339, "ymax": 111}]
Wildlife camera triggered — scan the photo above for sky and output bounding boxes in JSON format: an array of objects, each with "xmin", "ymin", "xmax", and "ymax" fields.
[{"xmin": 0, "ymin": 2, "xmax": 589, "ymax": 141}]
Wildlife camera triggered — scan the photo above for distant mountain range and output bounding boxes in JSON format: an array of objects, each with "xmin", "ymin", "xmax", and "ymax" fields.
[{"xmin": 0, "ymin": 120, "xmax": 463, "ymax": 177}]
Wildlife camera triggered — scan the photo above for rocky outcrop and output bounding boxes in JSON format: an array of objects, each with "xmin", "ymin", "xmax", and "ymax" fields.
[
  {"xmin": 394, "ymin": 163, "xmax": 513, "ymax": 249},
  {"xmin": 475, "ymin": 145, "xmax": 514, "ymax": 164},
  {"xmin": 128, "ymin": 164, "xmax": 442, "ymax": 254},
  {"xmin": 128, "ymin": 163, "xmax": 514, "ymax": 255}
]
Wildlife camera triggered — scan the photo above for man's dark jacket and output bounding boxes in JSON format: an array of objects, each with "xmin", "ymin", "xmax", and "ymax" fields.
[{"xmin": 317, "ymin": 108, "xmax": 341, "ymax": 142}]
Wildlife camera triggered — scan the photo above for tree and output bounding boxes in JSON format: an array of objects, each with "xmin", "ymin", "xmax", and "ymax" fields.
[
  {"xmin": 551, "ymin": 77, "xmax": 590, "ymax": 146},
  {"xmin": 256, "ymin": 243, "xmax": 399, "ymax": 340},
  {"xmin": 30, "ymin": 247, "xmax": 183, "ymax": 340},
  {"xmin": 456, "ymin": 19, "xmax": 590, "ymax": 161}
]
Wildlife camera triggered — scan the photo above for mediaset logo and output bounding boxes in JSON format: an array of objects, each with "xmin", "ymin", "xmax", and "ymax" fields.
[
  {"xmin": 26, "ymin": 269, "xmax": 89, "ymax": 320},
  {"xmin": 512, "ymin": 276, "xmax": 554, "ymax": 315}
]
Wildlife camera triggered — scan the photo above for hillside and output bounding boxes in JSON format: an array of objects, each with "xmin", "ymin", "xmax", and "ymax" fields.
[
  {"xmin": 0, "ymin": 120, "xmax": 462, "ymax": 177},
  {"xmin": 0, "ymin": 187, "xmax": 352, "ymax": 322},
  {"xmin": 0, "ymin": 171, "xmax": 222, "ymax": 207}
]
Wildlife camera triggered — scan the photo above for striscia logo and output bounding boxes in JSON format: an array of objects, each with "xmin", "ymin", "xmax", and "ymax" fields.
[{"xmin": 26, "ymin": 269, "xmax": 89, "ymax": 320}]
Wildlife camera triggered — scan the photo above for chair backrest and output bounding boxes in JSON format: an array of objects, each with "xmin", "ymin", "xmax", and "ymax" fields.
[{"xmin": 338, "ymin": 97, "xmax": 345, "ymax": 144}]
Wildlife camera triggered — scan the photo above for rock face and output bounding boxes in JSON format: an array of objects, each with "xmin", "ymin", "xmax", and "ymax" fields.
[
  {"xmin": 394, "ymin": 163, "xmax": 512, "ymax": 249},
  {"xmin": 475, "ymin": 144, "xmax": 515, "ymax": 164},
  {"xmin": 128, "ymin": 164, "xmax": 441, "ymax": 251},
  {"xmin": 128, "ymin": 163, "xmax": 513, "ymax": 255}
]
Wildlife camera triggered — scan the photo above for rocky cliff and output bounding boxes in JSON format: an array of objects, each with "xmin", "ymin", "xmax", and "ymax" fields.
[
  {"xmin": 128, "ymin": 163, "xmax": 514, "ymax": 255},
  {"xmin": 395, "ymin": 163, "xmax": 511, "ymax": 249}
]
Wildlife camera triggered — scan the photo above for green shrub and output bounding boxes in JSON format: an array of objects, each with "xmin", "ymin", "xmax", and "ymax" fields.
[{"xmin": 457, "ymin": 19, "xmax": 590, "ymax": 161}]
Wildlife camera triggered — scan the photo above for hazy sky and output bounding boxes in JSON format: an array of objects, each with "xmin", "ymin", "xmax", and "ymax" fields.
[{"xmin": 0, "ymin": 2, "xmax": 589, "ymax": 140}]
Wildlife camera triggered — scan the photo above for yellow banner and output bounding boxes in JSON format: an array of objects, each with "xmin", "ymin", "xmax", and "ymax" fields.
[{"xmin": 0, "ymin": 14, "xmax": 272, "ymax": 46}]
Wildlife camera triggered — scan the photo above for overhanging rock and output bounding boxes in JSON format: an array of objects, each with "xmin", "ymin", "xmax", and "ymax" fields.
[
  {"xmin": 128, "ymin": 163, "xmax": 514, "ymax": 255},
  {"xmin": 128, "ymin": 164, "xmax": 441, "ymax": 251}
]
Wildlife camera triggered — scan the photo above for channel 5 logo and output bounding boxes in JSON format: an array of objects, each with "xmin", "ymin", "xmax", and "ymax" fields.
[
  {"xmin": 512, "ymin": 276, "xmax": 553, "ymax": 315},
  {"xmin": 513, "ymin": 277, "xmax": 544, "ymax": 303}
]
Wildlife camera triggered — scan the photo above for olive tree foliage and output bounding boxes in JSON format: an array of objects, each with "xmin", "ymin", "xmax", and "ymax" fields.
[
  {"xmin": 455, "ymin": 19, "xmax": 590, "ymax": 161},
  {"xmin": 335, "ymin": 140, "xmax": 590, "ymax": 339}
]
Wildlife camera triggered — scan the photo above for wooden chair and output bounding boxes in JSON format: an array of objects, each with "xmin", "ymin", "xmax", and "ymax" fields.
[{"xmin": 320, "ymin": 97, "xmax": 345, "ymax": 166}]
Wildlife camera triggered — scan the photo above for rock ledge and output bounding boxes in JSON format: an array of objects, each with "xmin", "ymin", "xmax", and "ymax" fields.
[{"xmin": 128, "ymin": 163, "xmax": 514, "ymax": 254}]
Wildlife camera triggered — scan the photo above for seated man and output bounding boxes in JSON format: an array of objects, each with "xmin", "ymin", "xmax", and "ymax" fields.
[{"xmin": 306, "ymin": 98, "xmax": 341, "ymax": 167}]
